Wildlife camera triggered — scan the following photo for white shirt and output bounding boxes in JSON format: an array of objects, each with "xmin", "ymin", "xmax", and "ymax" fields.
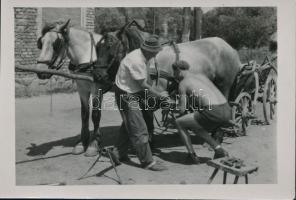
[{"xmin": 115, "ymin": 49, "xmax": 155, "ymax": 93}]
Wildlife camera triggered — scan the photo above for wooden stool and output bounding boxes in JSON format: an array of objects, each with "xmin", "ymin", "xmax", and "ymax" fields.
[{"xmin": 207, "ymin": 158, "xmax": 258, "ymax": 184}]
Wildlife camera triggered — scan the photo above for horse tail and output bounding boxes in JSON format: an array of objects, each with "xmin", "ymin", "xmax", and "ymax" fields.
[
  {"xmin": 228, "ymin": 72, "xmax": 239, "ymax": 102},
  {"xmin": 214, "ymin": 38, "xmax": 242, "ymax": 102},
  {"xmin": 228, "ymin": 49, "xmax": 243, "ymax": 102}
]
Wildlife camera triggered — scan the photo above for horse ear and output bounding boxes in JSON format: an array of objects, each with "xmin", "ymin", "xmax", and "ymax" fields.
[{"xmin": 59, "ymin": 19, "xmax": 71, "ymax": 33}]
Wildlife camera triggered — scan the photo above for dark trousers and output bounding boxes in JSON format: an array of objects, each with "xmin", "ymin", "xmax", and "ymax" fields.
[{"xmin": 113, "ymin": 86, "xmax": 155, "ymax": 166}]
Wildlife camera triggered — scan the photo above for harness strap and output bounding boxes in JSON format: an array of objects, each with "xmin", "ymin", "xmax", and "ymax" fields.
[
  {"xmin": 52, "ymin": 32, "xmax": 67, "ymax": 70},
  {"xmin": 71, "ymin": 32, "xmax": 96, "ymax": 73},
  {"xmin": 154, "ymin": 41, "xmax": 180, "ymax": 86},
  {"xmin": 170, "ymin": 41, "xmax": 180, "ymax": 62},
  {"xmin": 89, "ymin": 32, "xmax": 95, "ymax": 63},
  {"xmin": 154, "ymin": 58, "xmax": 160, "ymax": 86}
]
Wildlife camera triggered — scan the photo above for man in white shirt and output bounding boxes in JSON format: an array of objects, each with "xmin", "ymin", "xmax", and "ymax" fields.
[{"xmin": 111, "ymin": 36, "xmax": 168, "ymax": 171}]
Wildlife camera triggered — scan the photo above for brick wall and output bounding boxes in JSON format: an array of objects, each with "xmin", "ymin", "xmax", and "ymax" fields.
[{"xmin": 14, "ymin": 7, "xmax": 38, "ymax": 69}]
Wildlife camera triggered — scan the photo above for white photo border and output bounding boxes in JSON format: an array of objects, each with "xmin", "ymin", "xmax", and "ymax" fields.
[{"xmin": 0, "ymin": 0, "xmax": 295, "ymax": 199}]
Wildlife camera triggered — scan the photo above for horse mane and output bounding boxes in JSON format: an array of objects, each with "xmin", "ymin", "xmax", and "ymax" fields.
[
  {"xmin": 40, "ymin": 21, "xmax": 77, "ymax": 36},
  {"xmin": 123, "ymin": 26, "xmax": 145, "ymax": 51},
  {"xmin": 40, "ymin": 23, "xmax": 56, "ymax": 36},
  {"xmin": 117, "ymin": 20, "xmax": 152, "ymax": 52}
]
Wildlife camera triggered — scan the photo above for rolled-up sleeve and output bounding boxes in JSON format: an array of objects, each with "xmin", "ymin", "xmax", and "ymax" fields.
[{"xmin": 127, "ymin": 62, "xmax": 147, "ymax": 81}]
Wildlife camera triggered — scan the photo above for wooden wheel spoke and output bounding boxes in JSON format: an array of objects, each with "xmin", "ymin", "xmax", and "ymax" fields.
[{"xmin": 263, "ymin": 72, "xmax": 277, "ymax": 124}]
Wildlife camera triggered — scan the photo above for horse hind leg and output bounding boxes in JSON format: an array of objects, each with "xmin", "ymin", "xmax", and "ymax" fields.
[{"xmin": 81, "ymin": 97, "xmax": 91, "ymax": 149}]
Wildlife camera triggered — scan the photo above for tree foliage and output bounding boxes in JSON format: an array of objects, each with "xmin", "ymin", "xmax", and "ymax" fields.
[
  {"xmin": 94, "ymin": 7, "xmax": 184, "ymax": 41},
  {"xmin": 94, "ymin": 7, "xmax": 276, "ymax": 48},
  {"xmin": 202, "ymin": 7, "xmax": 277, "ymax": 49}
]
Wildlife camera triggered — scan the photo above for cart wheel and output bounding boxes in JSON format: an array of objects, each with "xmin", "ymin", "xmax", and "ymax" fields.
[
  {"xmin": 232, "ymin": 92, "xmax": 253, "ymax": 136},
  {"xmin": 263, "ymin": 70, "xmax": 277, "ymax": 125}
]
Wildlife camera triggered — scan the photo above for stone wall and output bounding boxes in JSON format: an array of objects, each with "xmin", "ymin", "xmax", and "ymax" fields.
[{"xmin": 15, "ymin": 8, "xmax": 95, "ymax": 98}]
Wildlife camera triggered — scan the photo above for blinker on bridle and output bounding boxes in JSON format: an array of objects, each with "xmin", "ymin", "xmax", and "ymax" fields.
[{"xmin": 37, "ymin": 31, "xmax": 67, "ymax": 70}]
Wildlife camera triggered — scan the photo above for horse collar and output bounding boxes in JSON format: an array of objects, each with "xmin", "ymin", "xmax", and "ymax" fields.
[{"xmin": 69, "ymin": 32, "xmax": 100, "ymax": 73}]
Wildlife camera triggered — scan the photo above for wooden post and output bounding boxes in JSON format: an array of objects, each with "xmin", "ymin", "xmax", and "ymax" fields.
[
  {"xmin": 162, "ymin": 19, "xmax": 168, "ymax": 38},
  {"xmin": 152, "ymin": 8, "xmax": 156, "ymax": 34},
  {"xmin": 181, "ymin": 7, "xmax": 191, "ymax": 42},
  {"xmin": 193, "ymin": 7, "xmax": 202, "ymax": 40}
]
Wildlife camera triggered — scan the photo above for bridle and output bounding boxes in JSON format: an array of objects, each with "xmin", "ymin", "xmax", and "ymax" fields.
[
  {"xmin": 96, "ymin": 33, "xmax": 125, "ymax": 70},
  {"xmin": 37, "ymin": 30, "xmax": 68, "ymax": 70},
  {"xmin": 95, "ymin": 20, "xmax": 147, "ymax": 70}
]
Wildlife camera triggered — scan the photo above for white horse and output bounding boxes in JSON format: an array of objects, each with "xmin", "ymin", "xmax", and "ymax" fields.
[{"xmin": 36, "ymin": 20, "xmax": 113, "ymax": 156}]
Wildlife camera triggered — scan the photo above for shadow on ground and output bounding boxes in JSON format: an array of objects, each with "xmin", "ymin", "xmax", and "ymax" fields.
[
  {"xmin": 153, "ymin": 149, "xmax": 211, "ymax": 165},
  {"xmin": 26, "ymin": 135, "xmax": 79, "ymax": 156},
  {"xmin": 26, "ymin": 126, "xmax": 120, "ymax": 156},
  {"xmin": 25, "ymin": 125, "xmax": 206, "ymax": 157},
  {"xmin": 152, "ymin": 129, "xmax": 205, "ymax": 149}
]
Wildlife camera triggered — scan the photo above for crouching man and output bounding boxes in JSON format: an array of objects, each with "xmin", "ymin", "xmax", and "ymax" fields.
[{"xmin": 172, "ymin": 60, "xmax": 230, "ymax": 164}]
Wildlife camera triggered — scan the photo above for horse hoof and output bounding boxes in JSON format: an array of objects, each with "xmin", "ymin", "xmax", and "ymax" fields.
[
  {"xmin": 84, "ymin": 141, "xmax": 100, "ymax": 157},
  {"xmin": 84, "ymin": 147, "xmax": 99, "ymax": 157},
  {"xmin": 72, "ymin": 142, "xmax": 84, "ymax": 155}
]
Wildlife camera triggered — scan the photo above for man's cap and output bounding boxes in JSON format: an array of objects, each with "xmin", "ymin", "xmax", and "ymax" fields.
[
  {"xmin": 141, "ymin": 35, "xmax": 162, "ymax": 53},
  {"xmin": 172, "ymin": 60, "xmax": 190, "ymax": 70}
]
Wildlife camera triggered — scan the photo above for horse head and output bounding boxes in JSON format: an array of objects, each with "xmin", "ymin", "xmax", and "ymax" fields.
[
  {"xmin": 36, "ymin": 19, "xmax": 70, "ymax": 79},
  {"xmin": 93, "ymin": 31, "xmax": 123, "ymax": 82},
  {"xmin": 95, "ymin": 21, "xmax": 150, "ymax": 82}
]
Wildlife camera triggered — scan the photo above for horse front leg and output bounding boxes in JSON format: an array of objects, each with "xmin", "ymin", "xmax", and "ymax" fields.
[
  {"xmin": 72, "ymin": 94, "xmax": 90, "ymax": 155},
  {"xmin": 80, "ymin": 97, "xmax": 91, "ymax": 150},
  {"xmin": 85, "ymin": 87, "xmax": 103, "ymax": 157},
  {"xmin": 73, "ymin": 78, "xmax": 93, "ymax": 155}
]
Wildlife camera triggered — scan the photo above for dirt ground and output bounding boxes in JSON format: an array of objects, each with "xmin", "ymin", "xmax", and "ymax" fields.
[{"xmin": 15, "ymin": 92, "xmax": 277, "ymax": 185}]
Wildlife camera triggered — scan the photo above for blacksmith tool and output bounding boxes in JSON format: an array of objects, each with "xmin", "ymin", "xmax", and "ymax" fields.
[
  {"xmin": 106, "ymin": 148, "xmax": 122, "ymax": 184},
  {"xmin": 77, "ymin": 147, "xmax": 106, "ymax": 180},
  {"xmin": 78, "ymin": 147, "xmax": 122, "ymax": 184},
  {"xmin": 220, "ymin": 157, "xmax": 246, "ymax": 169}
]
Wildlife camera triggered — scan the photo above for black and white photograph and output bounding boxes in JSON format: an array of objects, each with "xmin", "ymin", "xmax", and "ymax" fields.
[{"xmin": 0, "ymin": 0, "xmax": 295, "ymax": 199}]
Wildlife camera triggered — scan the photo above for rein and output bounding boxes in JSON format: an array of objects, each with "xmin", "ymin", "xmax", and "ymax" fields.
[{"xmin": 106, "ymin": 41, "xmax": 122, "ymax": 69}]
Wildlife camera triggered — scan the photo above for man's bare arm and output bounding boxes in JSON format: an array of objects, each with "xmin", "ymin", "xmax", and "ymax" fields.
[
  {"xmin": 178, "ymin": 82, "xmax": 187, "ymax": 114},
  {"xmin": 136, "ymin": 79, "xmax": 168, "ymax": 99}
]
